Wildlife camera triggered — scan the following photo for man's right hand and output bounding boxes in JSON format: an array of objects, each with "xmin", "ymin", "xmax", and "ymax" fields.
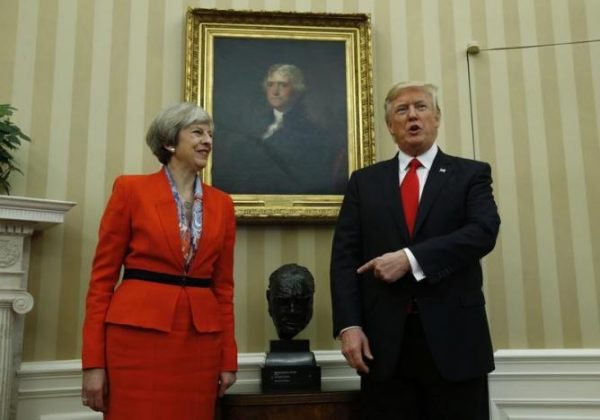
[
  {"xmin": 81, "ymin": 368, "xmax": 107, "ymax": 412},
  {"xmin": 340, "ymin": 327, "xmax": 373, "ymax": 374},
  {"xmin": 357, "ymin": 249, "xmax": 411, "ymax": 283}
]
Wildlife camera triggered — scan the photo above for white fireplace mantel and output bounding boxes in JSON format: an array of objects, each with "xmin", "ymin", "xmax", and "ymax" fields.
[
  {"xmin": 0, "ymin": 195, "xmax": 76, "ymax": 228},
  {"xmin": 0, "ymin": 195, "xmax": 75, "ymax": 420}
]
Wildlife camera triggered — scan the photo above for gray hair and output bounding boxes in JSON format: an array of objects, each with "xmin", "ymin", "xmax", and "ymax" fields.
[
  {"xmin": 146, "ymin": 102, "xmax": 213, "ymax": 164},
  {"xmin": 262, "ymin": 64, "xmax": 307, "ymax": 95},
  {"xmin": 384, "ymin": 81, "xmax": 441, "ymax": 123}
]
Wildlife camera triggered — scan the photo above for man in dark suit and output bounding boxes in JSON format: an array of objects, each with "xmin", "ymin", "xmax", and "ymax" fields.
[{"xmin": 330, "ymin": 81, "xmax": 500, "ymax": 419}]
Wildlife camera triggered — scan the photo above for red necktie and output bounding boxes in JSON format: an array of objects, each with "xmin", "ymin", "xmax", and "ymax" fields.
[{"xmin": 400, "ymin": 159, "xmax": 421, "ymax": 237}]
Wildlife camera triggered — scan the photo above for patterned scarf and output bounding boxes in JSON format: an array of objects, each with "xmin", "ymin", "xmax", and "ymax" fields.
[{"xmin": 164, "ymin": 166, "xmax": 203, "ymax": 270}]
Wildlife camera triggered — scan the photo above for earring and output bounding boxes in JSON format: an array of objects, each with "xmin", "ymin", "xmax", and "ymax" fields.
[{"xmin": 165, "ymin": 146, "xmax": 175, "ymax": 153}]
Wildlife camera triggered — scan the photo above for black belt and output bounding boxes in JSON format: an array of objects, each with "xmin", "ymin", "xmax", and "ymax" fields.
[{"xmin": 122, "ymin": 268, "xmax": 211, "ymax": 288}]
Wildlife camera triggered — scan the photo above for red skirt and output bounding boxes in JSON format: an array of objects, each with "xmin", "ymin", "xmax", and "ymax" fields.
[{"xmin": 105, "ymin": 289, "xmax": 222, "ymax": 420}]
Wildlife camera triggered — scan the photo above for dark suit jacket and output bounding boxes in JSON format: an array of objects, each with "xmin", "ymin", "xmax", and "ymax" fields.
[
  {"xmin": 330, "ymin": 149, "xmax": 500, "ymax": 382},
  {"xmin": 82, "ymin": 170, "xmax": 237, "ymax": 372}
]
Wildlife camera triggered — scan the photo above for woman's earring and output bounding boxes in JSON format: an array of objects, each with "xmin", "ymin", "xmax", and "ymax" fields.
[{"xmin": 165, "ymin": 146, "xmax": 175, "ymax": 153}]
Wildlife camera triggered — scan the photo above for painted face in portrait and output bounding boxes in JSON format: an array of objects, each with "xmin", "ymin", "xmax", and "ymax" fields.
[
  {"xmin": 267, "ymin": 264, "xmax": 315, "ymax": 340},
  {"xmin": 386, "ymin": 87, "xmax": 440, "ymax": 156},
  {"xmin": 170, "ymin": 123, "xmax": 213, "ymax": 172},
  {"xmin": 265, "ymin": 70, "xmax": 296, "ymax": 112}
]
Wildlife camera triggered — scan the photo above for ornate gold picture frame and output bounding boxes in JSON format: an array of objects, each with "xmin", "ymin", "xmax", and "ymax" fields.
[{"xmin": 185, "ymin": 8, "xmax": 374, "ymax": 222}]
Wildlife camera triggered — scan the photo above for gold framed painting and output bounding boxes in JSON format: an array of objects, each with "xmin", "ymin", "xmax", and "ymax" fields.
[{"xmin": 184, "ymin": 8, "xmax": 375, "ymax": 222}]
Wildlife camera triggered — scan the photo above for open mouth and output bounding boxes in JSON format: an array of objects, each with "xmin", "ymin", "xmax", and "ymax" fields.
[{"xmin": 408, "ymin": 123, "xmax": 421, "ymax": 134}]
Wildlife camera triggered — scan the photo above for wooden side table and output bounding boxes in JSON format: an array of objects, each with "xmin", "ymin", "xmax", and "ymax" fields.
[{"xmin": 217, "ymin": 390, "xmax": 360, "ymax": 420}]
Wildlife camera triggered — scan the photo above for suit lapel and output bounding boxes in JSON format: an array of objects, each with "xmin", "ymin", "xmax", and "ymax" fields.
[
  {"xmin": 413, "ymin": 150, "xmax": 453, "ymax": 236},
  {"xmin": 153, "ymin": 170, "xmax": 185, "ymax": 266},
  {"xmin": 381, "ymin": 155, "xmax": 412, "ymax": 241}
]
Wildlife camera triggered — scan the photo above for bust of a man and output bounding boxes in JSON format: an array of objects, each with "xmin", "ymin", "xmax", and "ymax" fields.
[{"xmin": 266, "ymin": 264, "xmax": 315, "ymax": 340}]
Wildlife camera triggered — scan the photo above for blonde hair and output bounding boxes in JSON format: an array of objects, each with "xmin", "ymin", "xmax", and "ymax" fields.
[{"xmin": 384, "ymin": 81, "xmax": 440, "ymax": 123}]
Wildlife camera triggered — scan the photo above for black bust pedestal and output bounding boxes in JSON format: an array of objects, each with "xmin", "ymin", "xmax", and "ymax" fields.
[{"xmin": 261, "ymin": 339, "xmax": 321, "ymax": 393}]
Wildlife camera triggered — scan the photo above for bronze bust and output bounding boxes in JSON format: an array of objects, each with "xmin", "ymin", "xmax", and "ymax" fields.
[{"xmin": 266, "ymin": 263, "xmax": 315, "ymax": 340}]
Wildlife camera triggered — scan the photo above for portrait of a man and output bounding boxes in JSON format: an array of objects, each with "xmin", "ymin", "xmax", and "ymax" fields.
[{"xmin": 211, "ymin": 38, "xmax": 348, "ymax": 195}]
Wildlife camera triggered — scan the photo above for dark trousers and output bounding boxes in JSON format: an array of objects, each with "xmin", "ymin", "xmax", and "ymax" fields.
[{"xmin": 359, "ymin": 314, "xmax": 489, "ymax": 420}]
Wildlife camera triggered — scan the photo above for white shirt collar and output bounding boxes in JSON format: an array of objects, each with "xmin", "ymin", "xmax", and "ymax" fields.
[{"xmin": 397, "ymin": 144, "xmax": 439, "ymax": 171}]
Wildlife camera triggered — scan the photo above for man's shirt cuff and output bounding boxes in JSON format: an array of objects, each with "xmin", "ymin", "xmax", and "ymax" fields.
[
  {"xmin": 404, "ymin": 248, "xmax": 425, "ymax": 281},
  {"xmin": 337, "ymin": 325, "xmax": 362, "ymax": 340}
]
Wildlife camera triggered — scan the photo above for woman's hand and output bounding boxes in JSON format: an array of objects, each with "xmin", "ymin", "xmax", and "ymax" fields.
[
  {"xmin": 218, "ymin": 371, "xmax": 236, "ymax": 397},
  {"xmin": 81, "ymin": 368, "xmax": 108, "ymax": 412}
]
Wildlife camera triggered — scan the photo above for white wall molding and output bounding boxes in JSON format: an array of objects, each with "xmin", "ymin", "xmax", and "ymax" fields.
[
  {"xmin": 16, "ymin": 351, "xmax": 360, "ymax": 420},
  {"xmin": 490, "ymin": 349, "xmax": 600, "ymax": 419},
  {"xmin": 222, "ymin": 350, "xmax": 360, "ymax": 394},
  {"xmin": 16, "ymin": 349, "xmax": 600, "ymax": 419}
]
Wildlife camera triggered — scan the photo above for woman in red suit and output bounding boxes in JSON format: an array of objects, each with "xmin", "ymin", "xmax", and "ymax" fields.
[{"xmin": 81, "ymin": 103, "xmax": 237, "ymax": 419}]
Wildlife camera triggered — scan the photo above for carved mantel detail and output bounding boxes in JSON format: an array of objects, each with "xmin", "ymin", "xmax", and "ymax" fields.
[
  {"xmin": 0, "ymin": 196, "xmax": 75, "ymax": 420},
  {"xmin": 0, "ymin": 291, "xmax": 34, "ymax": 314}
]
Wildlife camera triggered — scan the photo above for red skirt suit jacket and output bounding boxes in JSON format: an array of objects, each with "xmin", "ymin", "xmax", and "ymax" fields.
[{"xmin": 82, "ymin": 170, "xmax": 237, "ymax": 372}]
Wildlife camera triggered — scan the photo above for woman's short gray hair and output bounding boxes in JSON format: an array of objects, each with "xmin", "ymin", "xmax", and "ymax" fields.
[
  {"xmin": 384, "ymin": 81, "xmax": 441, "ymax": 123},
  {"xmin": 146, "ymin": 102, "xmax": 213, "ymax": 165}
]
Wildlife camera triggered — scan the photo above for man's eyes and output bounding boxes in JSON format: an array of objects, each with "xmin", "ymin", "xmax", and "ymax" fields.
[
  {"xmin": 395, "ymin": 103, "xmax": 429, "ymax": 114},
  {"xmin": 276, "ymin": 297, "xmax": 310, "ymax": 304}
]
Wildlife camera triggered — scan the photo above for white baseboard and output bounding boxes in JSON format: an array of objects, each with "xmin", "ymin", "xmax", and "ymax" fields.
[
  {"xmin": 16, "ymin": 351, "xmax": 359, "ymax": 420},
  {"xmin": 489, "ymin": 349, "xmax": 600, "ymax": 419},
  {"xmin": 15, "ymin": 349, "xmax": 600, "ymax": 420},
  {"xmin": 216, "ymin": 350, "xmax": 361, "ymax": 394}
]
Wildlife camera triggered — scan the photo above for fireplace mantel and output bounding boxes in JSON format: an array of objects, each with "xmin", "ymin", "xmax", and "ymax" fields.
[{"xmin": 0, "ymin": 196, "xmax": 75, "ymax": 419}]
